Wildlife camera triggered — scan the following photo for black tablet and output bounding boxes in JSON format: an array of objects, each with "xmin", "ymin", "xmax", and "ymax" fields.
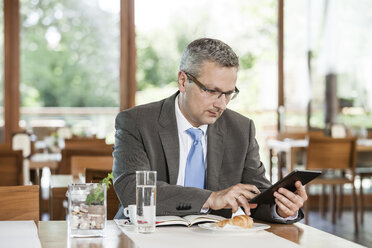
[{"xmin": 249, "ymin": 169, "xmax": 321, "ymax": 205}]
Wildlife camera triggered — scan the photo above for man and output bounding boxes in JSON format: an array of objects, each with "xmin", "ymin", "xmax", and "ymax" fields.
[{"xmin": 113, "ymin": 38, "xmax": 306, "ymax": 223}]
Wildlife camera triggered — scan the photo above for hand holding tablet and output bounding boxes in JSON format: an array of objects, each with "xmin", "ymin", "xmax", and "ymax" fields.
[{"xmin": 249, "ymin": 170, "xmax": 321, "ymax": 205}]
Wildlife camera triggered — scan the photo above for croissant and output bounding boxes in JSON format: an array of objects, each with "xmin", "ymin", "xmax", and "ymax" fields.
[{"xmin": 216, "ymin": 215, "xmax": 254, "ymax": 229}]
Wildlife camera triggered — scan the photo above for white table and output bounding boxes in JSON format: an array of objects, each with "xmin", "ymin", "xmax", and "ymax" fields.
[
  {"xmin": 38, "ymin": 220, "xmax": 366, "ymax": 248},
  {"xmin": 0, "ymin": 221, "xmax": 41, "ymax": 248}
]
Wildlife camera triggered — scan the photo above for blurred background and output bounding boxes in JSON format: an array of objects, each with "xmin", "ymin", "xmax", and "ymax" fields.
[
  {"xmin": 1, "ymin": 0, "xmax": 372, "ymax": 246},
  {"xmin": 2, "ymin": 0, "xmax": 372, "ymax": 156}
]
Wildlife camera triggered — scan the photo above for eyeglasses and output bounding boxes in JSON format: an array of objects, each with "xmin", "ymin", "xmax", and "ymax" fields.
[{"xmin": 184, "ymin": 71, "xmax": 239, "ymax": 101}]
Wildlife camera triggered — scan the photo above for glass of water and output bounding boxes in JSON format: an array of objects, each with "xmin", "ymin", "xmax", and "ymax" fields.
[{"xmin": 136, "ymin": 171, "xmax": 157, "ymax": 233}]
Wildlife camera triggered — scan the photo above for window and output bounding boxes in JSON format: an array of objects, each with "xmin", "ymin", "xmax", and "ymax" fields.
[
  {"xmin": 285, "ymin": 0, "xmax": 372, "ymax": 130},
  {"xmin": 0, "ymin": 0, "xmax": 3, "ymax": 142},
  {"xmin": 20, "ymin": 0, "xmax": 120, "ymax": 141}
]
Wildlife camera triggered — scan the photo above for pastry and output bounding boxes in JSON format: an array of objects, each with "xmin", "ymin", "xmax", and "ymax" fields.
[{"xmin": 216, "ymin": 215, "xmax": 254, "ymax": 229}]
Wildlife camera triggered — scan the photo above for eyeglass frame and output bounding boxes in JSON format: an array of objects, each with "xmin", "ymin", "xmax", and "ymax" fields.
[{"xmin": 182, "ymin": 71, "xmax": 239, "ymax": 101}]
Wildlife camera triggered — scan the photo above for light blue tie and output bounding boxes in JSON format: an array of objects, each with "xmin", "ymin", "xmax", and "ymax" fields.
[{"xmin": 185, "ymin": 128, "xmax": 205, "ymax": 189}]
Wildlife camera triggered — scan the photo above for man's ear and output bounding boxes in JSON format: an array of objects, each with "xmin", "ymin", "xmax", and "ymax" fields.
[{"xmin": 177, "ymin": 71, "xmax": 187, "ymax": 93}]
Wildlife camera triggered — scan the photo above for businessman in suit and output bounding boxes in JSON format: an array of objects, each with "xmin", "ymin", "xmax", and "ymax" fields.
[{"xmin": 113, "ymin": 38, "xmax": 307, "ymax": 223}]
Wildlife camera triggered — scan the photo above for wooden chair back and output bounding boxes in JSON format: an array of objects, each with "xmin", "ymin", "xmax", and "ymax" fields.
[
  {"xmin": 59, "ymin": 145, "xmax": 113, "ymax": 174},
  {"xmin": 277, "ymin": 130, "xmax": 324, "ymax": 141},
  {"xmin": 0, "ymin": 185, "xmax": 39, "ymax": 223},
  {"xmin": 49, "ymin": 187, "xmax": 68, "ymax": 220},
  {"xmin": 49, "ymin": 175, "xmax": 73, "ymax": 220},
  {"xmin": 85, "ymin": 168, "xmax": 120, "ymax": 220},
  {"xmin": 71, "ymin": 155, "xmax": 113, "ymax": 179},
  {"xmin": 306, "ymin": 136, "xmax": 357, "ymax": 173},
  {"xmin": 368, "ymin": 130, "xmax": 372, "ymax": 139},
  {"xmin": 277, "ymin": 131, "xmax": 307, "ymax": 141},
  {"xmin": 0, "ymin": 143, "xmax": 12, "ymax": 150},
  {"xmin": 64, "ymin": 138, "xmax": 107, "ymax": 150},
  {"xmin": 0, "ymin": 150, "xmax": 23, "ymax": 185}
]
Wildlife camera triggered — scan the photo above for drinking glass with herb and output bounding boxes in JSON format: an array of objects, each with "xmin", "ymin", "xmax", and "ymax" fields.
[{"xmin": 67, "ymin": 173, "xmax": 113, "ymax": 237}]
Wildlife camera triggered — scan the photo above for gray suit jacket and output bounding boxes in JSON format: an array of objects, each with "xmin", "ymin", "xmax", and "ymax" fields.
[{"xmin": 113, "ymin": 92, "xmax": 303, "ymax": 223}]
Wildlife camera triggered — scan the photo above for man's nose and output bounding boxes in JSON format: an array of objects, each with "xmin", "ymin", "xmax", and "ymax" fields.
[{"xmin": 214, "ymin": 94, "xmax": 227, "ymax": 111}]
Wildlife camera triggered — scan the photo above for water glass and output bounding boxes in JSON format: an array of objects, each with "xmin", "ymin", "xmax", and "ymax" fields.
[{"xmin": 136, "ymin": 171, "xmax": 157, "ymax": 233}]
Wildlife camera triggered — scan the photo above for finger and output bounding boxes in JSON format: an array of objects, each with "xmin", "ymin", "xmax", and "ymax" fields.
[
  {"xmin": 295, "ymin": 181, "xmax": 308, "ymax": 200},
  {"xmin": 277, "ymin": 188, "xmax": 302, "ymax": 206},
  {"xmin": 239, "ymin": 186, "xmax": 260, "ymax": 200},
  {"xmin": 228, "ymin": 195, "xmax": 239, "ymax": 213},
  {"xmin": 274, "ymin": 191, "xmax": 299, "ymax": 212},
  {"xmin": 249, "ymin": 203, "xmax": 258, "ymax": 209},
  {"xmin": 240, "ymin": 184, "xmax": 261, "ymax": 194},
  {"xmin": 236, "ymin": 195, "xmax": 251, "ymax": 215},
  {"xmin": 231, "ymin": 202, "xmax": 239, "ymax": 213},
  {"xmin": 240, "ymin": 190, "xmax": 259, "ymax": 200},
  {"xmin": 275, "ymin": 198, "xmax": 294, "ymax": 217}
]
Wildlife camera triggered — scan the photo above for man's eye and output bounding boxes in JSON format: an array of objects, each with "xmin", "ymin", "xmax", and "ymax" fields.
[{"xmin": 206, "ymin": 89, "xmax": 218, "ymax": 94}]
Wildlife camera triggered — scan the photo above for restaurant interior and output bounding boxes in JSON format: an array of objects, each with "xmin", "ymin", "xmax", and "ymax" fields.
[{"xmin": 1, "ymin": 0, "xmax": 371, "ymax": 247}]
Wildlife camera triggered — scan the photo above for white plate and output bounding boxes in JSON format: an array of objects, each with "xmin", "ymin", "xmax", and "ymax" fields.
[{"xmin": 198, "ymin": 222, "xmax": 270, "ymax": 232}]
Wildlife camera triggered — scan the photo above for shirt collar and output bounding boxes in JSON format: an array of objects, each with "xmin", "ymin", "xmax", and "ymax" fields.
[{"xmin": 175, "ymin": 95, "xmax": 208, "ymax": 135}]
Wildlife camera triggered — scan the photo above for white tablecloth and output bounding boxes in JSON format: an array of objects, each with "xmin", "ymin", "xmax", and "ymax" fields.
[
  {"xmin": 0, "ymin": 221, "xmax": 41, "ymax": 248},
  {"xmin": 117, "ymin": 223, "xmax": 300, "ymax": 248}
]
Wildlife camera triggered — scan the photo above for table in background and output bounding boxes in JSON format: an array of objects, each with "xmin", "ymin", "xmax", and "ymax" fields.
[
  {"xmin": 29, "ymin": 153, "xmax": 61, "ymax": 185},
  {"xmin": 38, "ymin": 220, "xmax": 365, "ymax": 248},
  {"xmin": 267, "ymin": 138, "xmax": 372, "ymax": 182}
]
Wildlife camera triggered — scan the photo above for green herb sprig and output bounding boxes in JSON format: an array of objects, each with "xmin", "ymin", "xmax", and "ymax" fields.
[{"xmin": 86, "ymin": 172, "xmax": 113, "ymax": 206}]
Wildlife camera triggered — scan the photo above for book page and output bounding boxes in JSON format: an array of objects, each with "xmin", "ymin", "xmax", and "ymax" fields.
[
  {"xmin": 156, "ymin": 216, "xmax": 189, "ymax": 226},
  {"xmin": 183, "ymin": 214, "xmax": 226, "ymax": 226}
]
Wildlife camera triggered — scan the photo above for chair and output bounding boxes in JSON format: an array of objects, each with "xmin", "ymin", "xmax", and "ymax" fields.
[
  {"xmin": 12, "ymin": 132, "xmax": 32, "ymax": 184},
  {"xmin": 49, "ymin": 175, "xmax": 73, "ymax": 220},
  {"xmin": 0, "ymin": 143, "xmax": 12, "ymax": 150},
  {"xmin": 85, "ymin": 168, "xmax": 120, "ymax": 220},
  {"xmin": 0, "ymin": 150, "xmax": 23, "ymax": 185},
  {"xmin": 304, "ymin": 136, "xmax": 358, "ymax": 232},
  {"xmin": 356, "ymin": 166, "xmax": 372, "ymax": 225},
  {"xmin": 12, "ymin": 132, "xmax": 32, "ymax": 158},
  {"xmin": 269, "ymin": 131, "xmax": 324, "ymax": 181},
  {"xmin": 355, "ymin": 150, "xmax": 372, "ymax": 225},
  {"xmin": 0, "ymin": 185, "xmax": 39, "ymax": 223},
  {"xmin": 71, "ymin": 155, "xmax": 113, "ymax": 180},
  {"xmin": 32, "ymin": 126, "xmax": 58, "ymax": 141},
  {"xmin": 58, "ymin": 145, "xmax": 113, "ymax": 174},
  {"xmin": 64, "ymin": 137, "xmax": 107, "ymax": 150}
]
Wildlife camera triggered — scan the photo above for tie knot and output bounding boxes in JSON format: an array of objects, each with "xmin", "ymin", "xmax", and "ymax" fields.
[{"xmin": 186, "ymin": 128, "xmax": 203, "ymax": 142}]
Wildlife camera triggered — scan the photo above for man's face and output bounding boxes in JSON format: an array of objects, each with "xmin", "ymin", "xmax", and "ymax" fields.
[{"xmin": 178, "ymin": 61, "xmax": 238, "ymax": 127}]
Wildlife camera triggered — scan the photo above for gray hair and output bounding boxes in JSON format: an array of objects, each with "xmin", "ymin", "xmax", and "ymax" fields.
[{"xmin": 179, "ymin": 38, "xmax": 239, "ymax": 77}]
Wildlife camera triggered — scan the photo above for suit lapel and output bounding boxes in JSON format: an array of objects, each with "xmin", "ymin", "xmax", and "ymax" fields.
[
  {"xmin": 206, "ymin": 118, "xmax": 225, "ymax": 191},
  {"xmin": 159, "ymin": 93, "xmax": 180, "ymax": 185}
]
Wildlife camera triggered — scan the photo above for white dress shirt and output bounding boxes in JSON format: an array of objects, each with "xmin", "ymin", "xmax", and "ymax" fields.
[{"xmin": 175, "ymin": 95, "xmax": 208, "ymax": 186}]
